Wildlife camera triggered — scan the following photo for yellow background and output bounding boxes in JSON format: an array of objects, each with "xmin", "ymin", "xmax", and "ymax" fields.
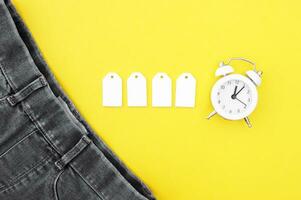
[{"xmin": 13, "ymin": 0, "xmax": 301, "ymax": 199}]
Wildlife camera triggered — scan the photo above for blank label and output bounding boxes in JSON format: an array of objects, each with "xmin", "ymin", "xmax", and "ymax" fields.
[
  {"xmin": 127, "ymin": 72, "xmax": 147, "ymax": 107},
  {"xmin": 152, "ymin": 72, "xmax": 172, "ymax": 107},
  {"xmin": 175, "ymin": 73, "xmax": 196, "ymax": 107},
  {"xmin": 102, "ymin": 72, "xmax": 122, "ymax": 107}
]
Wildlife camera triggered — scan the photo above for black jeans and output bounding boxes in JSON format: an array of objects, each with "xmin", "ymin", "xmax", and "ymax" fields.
[{"xmin": 0, "ymin": 1, "xmax": 155, "ymax": 199}]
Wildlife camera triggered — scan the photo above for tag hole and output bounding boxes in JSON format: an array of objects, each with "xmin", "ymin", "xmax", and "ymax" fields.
[
  {"xmin": 160, "ymin": 75, "xmax": 164, "ymax": 79},
  {"xmin": 135, "ymin": 75, "xmax": 138, "ymax": 78},
  {"xmin": 185, "ymin": 76, "xmax": 188, "ymax": 79},
  {"xmin": 110, "ymin": 75, "xmax": 114, "ymax": 79}
]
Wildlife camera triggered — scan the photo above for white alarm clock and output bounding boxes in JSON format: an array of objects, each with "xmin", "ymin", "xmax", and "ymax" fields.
[{"xmin": 207, "ymin": 58, "xmax": 263, "ymax": 127}]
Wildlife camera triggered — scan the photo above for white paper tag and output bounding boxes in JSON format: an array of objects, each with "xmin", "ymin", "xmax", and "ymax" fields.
[
  {"xmin": 175, "ymin": 73, "xmax": 196, "ymax": 107},
  {"xmin": 152, "ymin": 72, "xmax": 172, "ymax": 107},
  {"xmin": 102, "ymin": 72, "xmax": 122, "ymax": 107},
  {"xmin": 127, "ymin": 72, "xmax": 147, "ymax": 107}
]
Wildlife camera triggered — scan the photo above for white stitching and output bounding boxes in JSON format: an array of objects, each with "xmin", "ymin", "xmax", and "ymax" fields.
[
  {"xmin": 53, "ymin": 170, "xmax": 65, "ymax": 200},
  {"xmin": 0, "ymin": 155, "xmax": 53, "ymax": 193},
  {"xmin": 0, "ymin": 129, "xmax": 39, "ymax": 158}
]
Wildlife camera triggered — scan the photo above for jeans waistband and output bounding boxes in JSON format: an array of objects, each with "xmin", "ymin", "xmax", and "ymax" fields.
[{"xmin": 0, "ymin": 1, "xmax": 155, "ymax": 199}]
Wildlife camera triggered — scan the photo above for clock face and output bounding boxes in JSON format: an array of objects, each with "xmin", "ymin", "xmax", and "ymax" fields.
[{"xmin": 211, "ymin": 74, "xmax": 258, "ymax": 120}]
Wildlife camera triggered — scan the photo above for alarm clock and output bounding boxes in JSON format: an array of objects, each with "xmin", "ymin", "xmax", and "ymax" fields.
[{"xmin": 207, "ymin": 58, "xmax": 263, "ymax": 127}]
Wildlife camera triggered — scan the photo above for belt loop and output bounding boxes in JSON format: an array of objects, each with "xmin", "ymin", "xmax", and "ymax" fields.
[
  {"xmin": 55, "ymin": 135, "xmax": 91, "ymax": 170},
  {"xmin": 6, "ymin": 76, "xmax": 48, "ymax": 106}
]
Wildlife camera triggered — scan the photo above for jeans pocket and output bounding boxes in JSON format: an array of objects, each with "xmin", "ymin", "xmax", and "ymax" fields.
[
  {"xmin": 0, "ymin": 129, "xmax": 55, "ymax": 193},
  {"xmin": 54, "ymin": 167, "xmax": 104, "ymax": 200}
]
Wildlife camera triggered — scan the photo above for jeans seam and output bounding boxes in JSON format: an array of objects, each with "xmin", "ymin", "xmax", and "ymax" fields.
[
  {"xmin": 0, "ymin": 129, "xmax": 39, "ymax": 158},
  {"xmin": 0, "ymin": 62, "xmax": 14, "ymax": 104},
  {"xmin": 70, "ymin": 165, "xmax": 106, "ymax": 200},
  {"xmin": 22, "ymin": 101, "xmax": 63, "ymax": 157},
  {"xmin": 53, "ymin": 169, "xmax": 65, "ymax": 200},
  {"xmin": 0, "ymin": 155, "xmax": 53, "ymax": 193},
  {"xmin": 0, "ymin": 61, "xmax": 17, "ymax": 93}
]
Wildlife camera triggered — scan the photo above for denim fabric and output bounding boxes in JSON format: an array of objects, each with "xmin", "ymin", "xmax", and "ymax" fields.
[{"xmin": 0, "ymin": 1, "xmax": 155, "ymax": 199}]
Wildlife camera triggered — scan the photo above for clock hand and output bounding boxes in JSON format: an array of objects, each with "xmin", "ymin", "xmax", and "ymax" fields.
[
  {"xmin": 235, "ymin": 85, "xmax": 245, "ymax": 96},
  {"xmin": 235, "ymin": 97, "xmax": 247, "ymax": 108},
  {"xmin": 231, "ymin": 86, "xmax": 238, "ymax": 99},
  {"xmin": 231, "ymin": 85, "xmax": 237, "ymax": 99},
  {"xmin": 233, "ymin": 86, "xmax": 237, "ymax": 95}
]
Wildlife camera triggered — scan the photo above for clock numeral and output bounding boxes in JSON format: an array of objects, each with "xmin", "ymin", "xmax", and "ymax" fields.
[
  {"xmin": 229, "ymin": 110, "xmax": 232, "ymax": 114},
  {"xmin": 248, "ymin": 98, "xmax": 251, "ymax": 102},
  {"xmin": 237, "ymin": 109, "xmax": 240, "ymax": 113},
  {"xmin": 218, "ymin": 100, "xmax": 221, "ymax": 104},
  {"xmin": 227, "ymin": 81, "xmax": 231, "ymax": 85},
  {"xmin": 235, "ymin": 80, "xmax": 239, "ymax": 84},
  {"xmin": 221, "ymin": 85, "xmax": 225, "ymax": 89},
  {"xmin": 222, "ymin": 105, "xmax": 225, "ymax": 109}
]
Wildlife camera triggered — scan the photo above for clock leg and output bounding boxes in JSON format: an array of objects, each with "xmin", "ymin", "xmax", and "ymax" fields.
[
  {"xmin": 244, "ymin": 117, "xmax": 252, "ymax": 128},
  {"xmin": 207, "ymin": 111, "xmax": 217, "ymax": 119}
]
